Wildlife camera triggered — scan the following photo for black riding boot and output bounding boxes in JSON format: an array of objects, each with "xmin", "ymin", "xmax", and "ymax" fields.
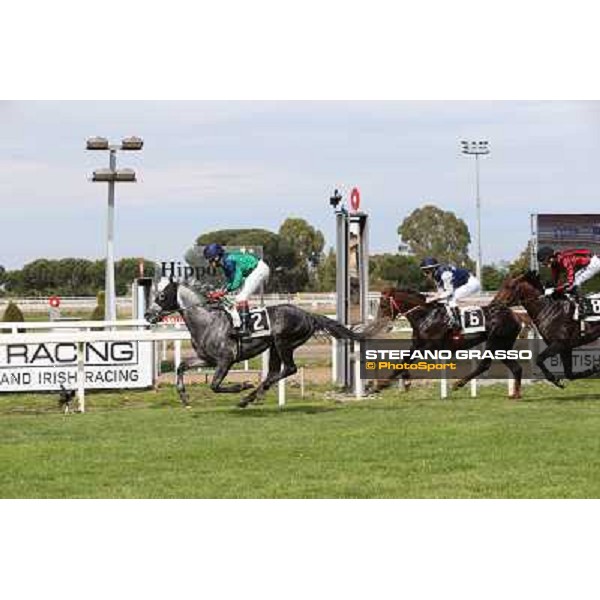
[
  {"xmin": 450, "ymin": 306, "xmax": 462, "ymax": 331},
  {"xmin": 237, "ymin": 302, "xmax": 251, "ymax": 338},
  {"xmin": 569, "ymin": 287, "xmax": 584, "ymax": 317}
]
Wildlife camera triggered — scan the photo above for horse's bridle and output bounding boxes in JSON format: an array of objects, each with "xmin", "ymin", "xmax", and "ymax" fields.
[
  {"xmin": 385, "ymin": 294, "xmax": 427, "ymax": 320},
  {"xmin": 150, "ymin": 293, "xmax": 204, "ymax": 321}
]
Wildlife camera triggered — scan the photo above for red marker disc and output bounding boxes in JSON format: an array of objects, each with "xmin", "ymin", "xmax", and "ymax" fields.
[
  {"xmin": 49, "ymin": 296, "xmax": 61, "ymax": 308},
  {"xmin": 350, "ymin": 187, "xmax": 361, "ymax": 211}
]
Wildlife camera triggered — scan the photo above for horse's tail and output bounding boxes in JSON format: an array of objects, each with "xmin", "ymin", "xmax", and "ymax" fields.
[{"xmin": 311, "ymin": 314, "xmax": 363, "ymax": 341}]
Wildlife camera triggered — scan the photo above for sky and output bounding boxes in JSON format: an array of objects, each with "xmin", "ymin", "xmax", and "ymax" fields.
[{"xmin": 1, "ymin": 100, "xmax": 599, "ymax": 270}]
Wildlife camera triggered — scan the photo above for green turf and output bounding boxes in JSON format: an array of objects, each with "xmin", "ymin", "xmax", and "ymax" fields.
[{"xmin": 2, "ymin": 380, "xmax": 600, "ymax": 498}]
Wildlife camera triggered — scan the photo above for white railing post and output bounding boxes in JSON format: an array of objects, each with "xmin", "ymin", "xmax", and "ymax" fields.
[
  {"xmin": 174, "ymin": 323, "xmax": 182, "ymax": 379},
  {"xmin": 354, "ymin": 341, "xmax": 364, "ymax": 399},
  {"xmin": 508, "ymin": 378, "xmax": 515, "ymax": 396},
  {"xmin": 331, "ymin": 338, "xmax": 337, "ymax": 383},
  {"xmin": 77, "ymin": 341, "xmax": 85, "ymax": 413},
  {"xmin": 440, "ymin": 369, "xmax": 448, "ymax": 399}
]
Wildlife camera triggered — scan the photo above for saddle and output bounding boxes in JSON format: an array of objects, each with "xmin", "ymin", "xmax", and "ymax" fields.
[
  {"xmin": 576, "ymin": 293, "xmax": 600, "ymax": 322},
  {"xmin": 208, "ymin": 300, "xmax": 272, "ymax": 338},
  {"xmin": 546, "ymin": 290, "xmax": 600, "ymax": 325},
  {"xmin": 429, "ymin": 303, "xmax": 486, "ymax": 335}
]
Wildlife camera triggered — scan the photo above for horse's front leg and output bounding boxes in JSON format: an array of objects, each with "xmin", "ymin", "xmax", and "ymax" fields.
[
  {"xmin": 176, "ymin": 361, "xmax": 190, "ymax": 407},
  {"xmin": 536, "ymin": 342, "xmax": 565, "ymax": 388},
  {"xmin": 210, "ymin": 361, "xmax": 254, "ymax": 394},
  {"xmin": 559, "ymin": 348, "xmax": 600, "ymax": 380},
  {"xmin": 238, "ymin": 347, "xmax": 283, "ymax": 408},
  {"xmin": 452, "ymin": 358, "xmax": 492, "ymax": 391},
  {"xmin": 175, "ymin": 356, "xmax": 208, "ymax": 407},
  {"xmin": 502, "ymin": 358, "xmax": 523, "ymax": 399}
]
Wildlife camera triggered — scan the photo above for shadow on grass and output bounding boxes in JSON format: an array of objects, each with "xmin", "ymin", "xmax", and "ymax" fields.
[
  {"xmin": 219, "ymin": 403, "xmax": 340, "ymax": 418},
  {"xmin": 518, "ymin": 392, "xmax": 600, "ymax": 403}
]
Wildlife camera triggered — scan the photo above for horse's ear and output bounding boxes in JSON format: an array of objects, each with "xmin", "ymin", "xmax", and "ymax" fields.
[
  {"xmin": 169, "ymin": 275, "xmax": 174, "ymax": 283},
  {"xmin": 524, "ymin": 269, "xmax": 539, "ymax": 281}
]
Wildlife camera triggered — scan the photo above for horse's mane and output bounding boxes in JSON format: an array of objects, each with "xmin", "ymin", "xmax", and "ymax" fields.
[
  {"xmin": 382, "ymin": 286, "xmax": 428, "ymax": 305},
  {"xmin": 522, "ymin": 269, "xmax": 544, "ymax": 289}
]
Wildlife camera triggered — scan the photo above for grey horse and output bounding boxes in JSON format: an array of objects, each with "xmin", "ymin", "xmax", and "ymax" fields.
[{"xmin": 145, "ymin": 279, "xmax": 361, "ymax": 408}]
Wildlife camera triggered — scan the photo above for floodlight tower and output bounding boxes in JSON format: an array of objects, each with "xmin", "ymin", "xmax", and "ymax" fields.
[
  {"xmin": 460, "ymin": 140, "xmax": 490, "ymax": 282},
  {"xmin": 87, "ymin": 136, "xmax": 143, "ymax": 321}
]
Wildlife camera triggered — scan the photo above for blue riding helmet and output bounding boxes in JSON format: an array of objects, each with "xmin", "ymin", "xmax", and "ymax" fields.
[
  {"xmin": 203, "ymin": 243, "xmax": 225, "ymax": 261},
  {"xmin": 420, "ymin": 257, "xmax": 440, "ymax": 270}
]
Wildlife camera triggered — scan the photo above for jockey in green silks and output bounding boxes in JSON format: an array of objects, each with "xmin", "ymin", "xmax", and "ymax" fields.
[{"xmin": 203, "ymin": 243, "xmax": 270, "ymax": 337}]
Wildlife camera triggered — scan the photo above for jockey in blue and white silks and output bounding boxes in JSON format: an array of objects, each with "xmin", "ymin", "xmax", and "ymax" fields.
[{"xmin": 420, "ymin": 257, "xmax": 481, "ymax": 329}]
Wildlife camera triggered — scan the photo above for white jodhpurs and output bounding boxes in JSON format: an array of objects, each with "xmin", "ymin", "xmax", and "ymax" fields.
[
  {"xmin": 574, "ymin": 255, "xmax": 600, "ymax": 287},
  {"xmin": 225, "ymin": 305, "xmax": 242, "ymax": 327},
  {"xmin": 234, "ymin": 260, "xmax": 270, "ymax": 302},
  {"xmin": 447, "ymin": 275, "xmax": 481, "ymax": 307}
]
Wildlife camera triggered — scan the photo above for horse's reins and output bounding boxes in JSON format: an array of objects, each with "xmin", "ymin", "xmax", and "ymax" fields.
[{"xmin": 387, "ymin": 294, "xmax": 428, "ymax": 319}]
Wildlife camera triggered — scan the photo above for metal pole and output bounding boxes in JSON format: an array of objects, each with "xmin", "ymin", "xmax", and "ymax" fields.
[
  {"xmin": 335, "ymin": 210, "xmax": 349, "ymax": 387},
  {"xmin": 105, "ymin": 149, "xmax": 117, "ymax": 322},
  {"xmin": 530, "ymin": 213, "xmax": 538, "ymax": 271},
  {"xmin": 475, "ymin": 153, "xmax": 482, "ymax": 282}
]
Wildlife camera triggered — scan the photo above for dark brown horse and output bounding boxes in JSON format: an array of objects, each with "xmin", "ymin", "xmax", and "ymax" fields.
[
  {"xmin": 376, "ymin": 287, "xmax": 523, "ymax": 397},
  {"xmin": 494, "ymin": 270, "xmax": 600, "ymax": 387}
]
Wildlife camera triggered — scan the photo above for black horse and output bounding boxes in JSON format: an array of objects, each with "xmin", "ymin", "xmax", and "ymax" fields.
[
  {"xmin": 376, "ymin": 287, "xmax": 524, "ymax": 397},
  {"xmin": 495, "ymin": 270, "xmax": 600, "ymax": 386},
  {"xmin": 145, "ymin": 278, "xmax": 361, "ymax": 408}
]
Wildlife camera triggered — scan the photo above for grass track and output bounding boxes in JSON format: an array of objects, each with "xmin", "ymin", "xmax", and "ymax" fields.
[{"xmin": 2, "ymin": 381, "xmax": 600, "ymax": 498}]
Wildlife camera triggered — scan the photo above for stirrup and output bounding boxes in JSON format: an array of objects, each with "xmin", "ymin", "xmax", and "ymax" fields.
[{"xmin": 232, "ymin": 326, "xmax": 250, "ymax": 339}]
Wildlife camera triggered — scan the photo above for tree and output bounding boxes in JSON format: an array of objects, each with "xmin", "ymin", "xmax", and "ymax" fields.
[
  {"xmin": 3, "ymin": 270, "xmax": 24, "ymax": 295},
  {"xmin": 196, "ymin": 228, "xmax": 308, "ymax": 293},
  {"xmin": 398, "ymin": 205, "xmax": 473, "ymax": 268},
  {"xmin": 481, "ymin": 264, "xmax": 508, "ymax": 291},
  {"xmin": 20, "ymin": 259, "xmax": 58, "ymax": 295},
  {"xmin": 115, "ymin": 258, "xmax": 156, "ymax": 295},
  {"xmin": 1, "ymin": 257, "xmax": 155, "ymax": 296},
  {"xmin": 269, "ymin": 236, "xmax": 309, "ymax": 293},
  {"xmin": 3, "ymin": 301, "xmax": 24, "ymax": 322},
  {"xmin": 278, "ymin": 218, "xmax": 325, "ymax": 291},
  {"xmin": 197, "ymin": 229, "xmax": 280, "ymax": 265},
  {"xmin": 3, "ymin": 301, "xmax": 25, "ymax": 332},
  {"xmin": 278, "ymin": 218, "xmax": 325, "ymax": 265},
  {"xmin": 508, "ymin": 241, "xmax": 533, "ymax": 275},
  {"xmin": 315, "ymin": 248, "xmax": 337, "ymax": 292},
  {"xmin": 369, "ymin": 254, "xmax": 425, "ymax": 291},
  {"xmin": 90, "ymin": 290, "xmax": 106, "ymax": 321}
]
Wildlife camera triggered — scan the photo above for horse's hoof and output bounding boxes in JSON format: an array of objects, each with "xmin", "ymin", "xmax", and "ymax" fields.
[
  {"xmin": 241, "ymin": 381, "xmax": 254, "ymax": 391},
  {"xmin": 553, "ymin": 379, "xmax": 565, "ymax": 389},
  {"xmin": 508, "ymin": 393, "xmax": 521, "ymax": 400},
  {"xmin": 237, "ymin": 400, "xmax": 248, "ymax": 409},
  {"xmin": 452, "ymin": 381, "xmax": 464, "ymax": 391}
]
